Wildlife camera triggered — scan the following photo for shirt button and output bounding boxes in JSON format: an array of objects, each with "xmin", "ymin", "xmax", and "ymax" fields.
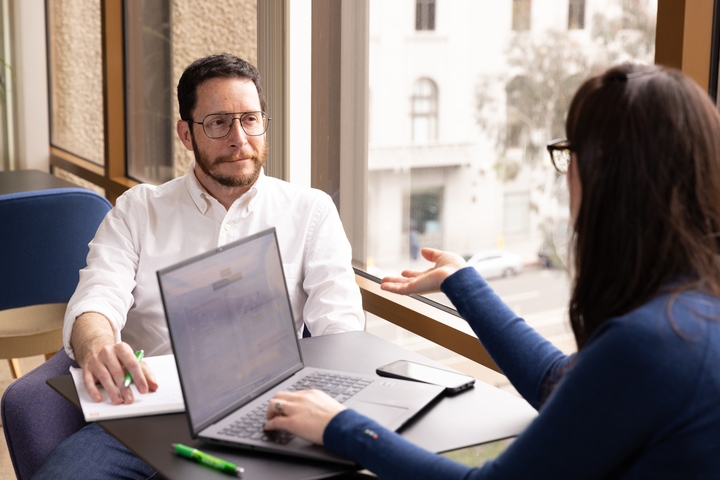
[{"xmin": 224, "ymin": 224, "xmax": 230, "ymax": 231}]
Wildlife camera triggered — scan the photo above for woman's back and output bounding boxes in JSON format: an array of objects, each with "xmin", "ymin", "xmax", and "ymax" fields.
[{"xmin": 549, "ymin": 289, "xmax": 720, "ymax": 478}]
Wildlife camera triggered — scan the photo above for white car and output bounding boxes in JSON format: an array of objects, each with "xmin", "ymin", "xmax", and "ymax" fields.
[{"xmin": 467, "ymin": 249, "xmax": 523, "ymax": 279}]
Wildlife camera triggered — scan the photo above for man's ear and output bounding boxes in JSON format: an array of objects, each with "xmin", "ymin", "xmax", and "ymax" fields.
[{"xmin": 177, "ymin": 120, "xmax": 194, "ymax": 151}]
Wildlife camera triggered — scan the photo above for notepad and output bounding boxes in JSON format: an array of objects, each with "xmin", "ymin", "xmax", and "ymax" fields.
[{"xmin": 70, "ymin": 354, "xmax": 185, "ymax": 421}]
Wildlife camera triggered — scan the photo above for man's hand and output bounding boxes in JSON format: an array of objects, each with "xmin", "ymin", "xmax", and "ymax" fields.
[
  {"xmin": 380, "ymin": 247, "xmax": 467, "ymax": 295},
  {"xmin": 71, "ymin": 312, "xmax": 158, "ymax": 404},
  {"xmin": 264, "ymin": 390, "xmax": 346, "ymax": 445}
]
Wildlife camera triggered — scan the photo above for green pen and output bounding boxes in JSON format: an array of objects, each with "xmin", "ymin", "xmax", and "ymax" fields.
[
  {"xmin": 172, "ymin": 443, "xmax": 244, "ymax": 476},
  {"xmin": 123, "ymin": 350, "xmax": 144, "ymax": 388}
]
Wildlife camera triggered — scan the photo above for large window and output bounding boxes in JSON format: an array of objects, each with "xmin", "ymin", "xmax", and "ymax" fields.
[{"xmin": 362, "ymin": 0, "xmax": 658, "ymax": 387}]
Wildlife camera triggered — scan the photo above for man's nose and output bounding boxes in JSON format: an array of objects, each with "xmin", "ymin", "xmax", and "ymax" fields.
[{"xmin": 227, "ymin": 118, "xmax": 248, "ymax": 144}]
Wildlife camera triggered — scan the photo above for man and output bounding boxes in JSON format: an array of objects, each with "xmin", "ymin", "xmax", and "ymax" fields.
[{"xmin": 33, "ymin": 53, "xmax": 364, "ymax": 479}]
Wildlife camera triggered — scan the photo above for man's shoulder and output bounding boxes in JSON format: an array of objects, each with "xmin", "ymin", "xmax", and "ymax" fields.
[
  {"xmin": 263, "ymin": 176, "xmax": 332, "ymax": 203},
  {"xmin": 119, "ymin": 176, "xmax": 187, "ymax": 204}
]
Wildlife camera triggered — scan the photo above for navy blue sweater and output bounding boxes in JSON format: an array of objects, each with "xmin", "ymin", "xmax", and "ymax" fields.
[{"xmin": 324, "ymin": 267, "xmax": 720, "ymax": 479}]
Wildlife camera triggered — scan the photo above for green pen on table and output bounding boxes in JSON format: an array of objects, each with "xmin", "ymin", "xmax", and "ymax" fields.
[
  {"xmin": 172, "ymin": 443, "xmax": 244, "ymax": 476},
  {"xmin": 123, "ymin": 350, "xmax": 144, "ymax": 388}
]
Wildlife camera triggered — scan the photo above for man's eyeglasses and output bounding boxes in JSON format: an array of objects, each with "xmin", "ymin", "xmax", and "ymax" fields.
[
  {"xmin": 189, "ymin": 111, "xmax": 271, "ymax": 139},
  {"xmin": 546, "ymin": 138, "xmax": 573, "ymax": 174}
]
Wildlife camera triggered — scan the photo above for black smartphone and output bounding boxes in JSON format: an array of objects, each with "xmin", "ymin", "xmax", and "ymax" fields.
[{"xmin": 376, "ymin": 360, "xmax": 475, "ymax": 394}]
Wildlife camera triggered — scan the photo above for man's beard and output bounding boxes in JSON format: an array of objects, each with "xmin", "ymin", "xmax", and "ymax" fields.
[{"xmin": 191, "ymin": 133, "xmax": 267, "ymax": 188}]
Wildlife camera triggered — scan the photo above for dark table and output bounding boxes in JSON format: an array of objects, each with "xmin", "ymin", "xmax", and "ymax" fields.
[
  {"xmin": 0, "ymin": 169, "xmax": 77, "ymax": 195},
  {"xmin": 49, "ymin": 331, "xmax": 536, "ymax": 479}
]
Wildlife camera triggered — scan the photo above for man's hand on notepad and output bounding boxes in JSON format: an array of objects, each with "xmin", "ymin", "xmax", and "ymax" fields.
[
  {"xmin": 82, "ymin": 342, "xmax": 159, "ymax": 405},
  {"xmin": 71, "ymin": 312, "xmax": 158, "ymax": 404}
]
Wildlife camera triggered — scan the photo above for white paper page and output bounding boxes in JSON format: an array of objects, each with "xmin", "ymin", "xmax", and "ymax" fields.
[{"xmin": 70, "ymin": 354, "xmax": 185, "ymax": 421}]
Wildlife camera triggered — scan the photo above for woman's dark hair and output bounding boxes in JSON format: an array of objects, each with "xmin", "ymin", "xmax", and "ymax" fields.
[
  {"xmin": 566, "ymin": 64, "xmax": 720, "ymax": 349},
  {"xmin": 177, "ymin": 53, "xmax": 267, "ymax": 121}
]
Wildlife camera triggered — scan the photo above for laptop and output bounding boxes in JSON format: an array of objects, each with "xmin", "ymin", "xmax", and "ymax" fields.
[{"xmin": 157, "ymin": 228, "xmax": 444, "ymax": 464}]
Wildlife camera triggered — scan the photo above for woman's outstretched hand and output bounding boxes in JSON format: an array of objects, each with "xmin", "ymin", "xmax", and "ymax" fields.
[{"xmin": 380, "ymin": 248, "xmax": 467, "ymax": 295}]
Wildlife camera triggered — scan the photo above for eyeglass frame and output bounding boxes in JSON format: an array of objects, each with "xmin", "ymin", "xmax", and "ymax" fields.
[
  {"xmin": 546, "ymin": 138, "xmax": 573, "ymax": 174},
  {"xmin": 187, "ymin": 111, "xmax": 272, "ymax": 139}
]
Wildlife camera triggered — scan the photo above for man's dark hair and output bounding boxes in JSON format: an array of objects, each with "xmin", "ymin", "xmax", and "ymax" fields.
[
  {"xmin": 566, "ymin": 63, "xmax": 720, "ymax": 349},
  {"xmin": 177, "ymin": 53, "xmax": 267, "ymax": 121}
]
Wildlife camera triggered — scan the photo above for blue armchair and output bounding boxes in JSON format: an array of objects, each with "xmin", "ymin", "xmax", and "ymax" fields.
[{"xmin": 0, "ymin": 187, "xmax": 112, "ymax": 480}]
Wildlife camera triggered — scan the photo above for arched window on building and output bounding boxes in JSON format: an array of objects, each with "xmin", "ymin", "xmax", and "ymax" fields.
[
  {"xmin": 416, "ymin": 0, "xmax": 436, "ymax": 31},
  {"xmin": 411, "ymin": 78, "xmax": 438, "ymax": 143}
]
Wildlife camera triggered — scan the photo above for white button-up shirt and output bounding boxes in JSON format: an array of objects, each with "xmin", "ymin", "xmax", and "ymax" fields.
[{"xmin": 63, "ymin": 168, "xmax": 364, "ymax": 359}]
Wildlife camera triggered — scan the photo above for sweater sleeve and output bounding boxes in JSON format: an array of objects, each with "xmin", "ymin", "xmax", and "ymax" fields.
[
  {"xmin": 441, "ymin": 267, "xmax": 570, "ymax": 407},
  {"xmin": 324, "ymin": 409, "xmax": 473, "ymax": 480}
]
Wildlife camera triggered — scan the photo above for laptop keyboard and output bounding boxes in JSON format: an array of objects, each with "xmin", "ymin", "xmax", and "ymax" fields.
[{"xmin": 219, "ymin": 371, "xmax": 373, "ymax": 444}]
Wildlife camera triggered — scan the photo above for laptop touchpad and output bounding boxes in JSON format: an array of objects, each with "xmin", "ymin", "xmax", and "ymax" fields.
[{"xmin": 352, "ymin": 401, "xmax": 408, "ymax": 426}]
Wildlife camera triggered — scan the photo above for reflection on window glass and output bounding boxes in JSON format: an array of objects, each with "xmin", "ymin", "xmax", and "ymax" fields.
[
  {"xmin": 48, "ymin": 0, "xmax": 104, "ymax": 165},
  {"xmin": 124, "ymin": 0, "xmax": 257, "ymax": 185},
  {"xmin": 505, "ymin": 76, "xmax": 530, "ymax": 149},
  {"xmin": 125, "ymin": 1, "xmax": 173, "ymax": 184},
  {"xmin": 367, "ymin": 0, "xmax": 657, "ymax": 356}
]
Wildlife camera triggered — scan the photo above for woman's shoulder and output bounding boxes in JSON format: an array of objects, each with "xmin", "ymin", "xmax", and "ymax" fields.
[
  {"xmin": 597, "ymin": 290, "xmax": 719, "ymax": 334},
  {"xmin": 586, "ymin": 290, "xmax": 720, "ymax": 371}
]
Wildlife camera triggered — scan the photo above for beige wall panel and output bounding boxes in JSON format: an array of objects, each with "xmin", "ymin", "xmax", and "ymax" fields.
[{"xmin": 49, "ymin": 0, "xmax": 104, "ymax": 164}]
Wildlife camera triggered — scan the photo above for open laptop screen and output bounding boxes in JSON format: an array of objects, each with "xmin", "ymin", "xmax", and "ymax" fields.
[{"xmin": 158, "ymin": 229, "xmax": 303, "ymax": 433}]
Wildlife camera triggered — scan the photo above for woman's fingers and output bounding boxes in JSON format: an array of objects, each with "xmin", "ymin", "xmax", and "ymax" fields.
[{"xmin": 264, "ymin": 390, "xmax": 346, "ymax": 446}]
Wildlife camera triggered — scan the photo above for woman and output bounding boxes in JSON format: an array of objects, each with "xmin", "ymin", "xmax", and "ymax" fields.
[{"xmin": 264, "ymin": 64, "xmax": 720, "ymax": 478}]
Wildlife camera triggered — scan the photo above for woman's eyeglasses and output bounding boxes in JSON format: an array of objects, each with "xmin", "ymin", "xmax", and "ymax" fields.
[{"xmin": 546, "ymin": 138, "xmax": 573, "ymax": 174}]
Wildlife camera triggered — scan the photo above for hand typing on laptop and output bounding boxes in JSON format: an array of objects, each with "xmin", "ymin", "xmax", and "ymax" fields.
[
  {"xmin": 71, "ymin": 312, "xmax": 158, "ymax": 405},
  {"xmin": 264, "ymin": 390, "xmax": 346, "ymax": 446}
]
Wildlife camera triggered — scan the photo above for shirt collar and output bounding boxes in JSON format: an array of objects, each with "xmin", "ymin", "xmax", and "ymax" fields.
[{"xmin": 185, "ymin": 163, "xmax": 265, "ymax": 215}]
